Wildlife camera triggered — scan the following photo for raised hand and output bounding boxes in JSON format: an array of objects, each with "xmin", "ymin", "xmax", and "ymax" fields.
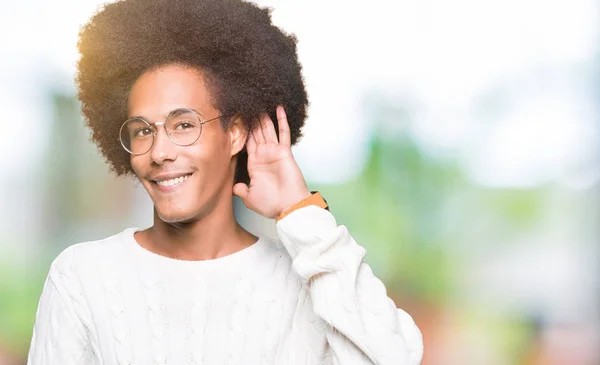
[{"xmin": 232, "ymin": 106, "xmax": 311, "ymax": 219}]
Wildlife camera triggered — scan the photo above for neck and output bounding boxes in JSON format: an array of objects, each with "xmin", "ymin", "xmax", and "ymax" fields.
[{"xmin": 137, "ymin": 191, "xmax": 258, "ymax": 261}]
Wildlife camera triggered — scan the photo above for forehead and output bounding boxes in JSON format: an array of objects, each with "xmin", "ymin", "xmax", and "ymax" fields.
[{"xmin": 127, "ymin": 64, "xmax": 214, "ymax": 119}]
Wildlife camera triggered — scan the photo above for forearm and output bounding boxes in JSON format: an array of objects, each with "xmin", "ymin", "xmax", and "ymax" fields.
[{"xmin": 276, "ymin": 206, "xmax": 423, "ymax": 365}]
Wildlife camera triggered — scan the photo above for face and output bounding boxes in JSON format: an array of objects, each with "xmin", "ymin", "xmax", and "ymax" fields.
[{"xmin": 127, "ymin": 64, "xmax": 246, "ymax": 223}]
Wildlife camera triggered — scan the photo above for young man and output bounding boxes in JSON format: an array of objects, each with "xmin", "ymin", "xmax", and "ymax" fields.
[{"xmin": 27, "ymin": 0, "xmax": 423, "ymax": 364}]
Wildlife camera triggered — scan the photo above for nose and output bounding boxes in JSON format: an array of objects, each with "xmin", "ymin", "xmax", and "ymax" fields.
[{"xmin": 149, "ymin": 123, "xmax": 177, "ymax": 164}]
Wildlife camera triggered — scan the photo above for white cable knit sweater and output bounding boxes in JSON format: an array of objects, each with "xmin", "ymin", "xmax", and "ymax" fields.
[{"xmin": 27, "ymin": 206, "xmax": 423, "ymax": 365}]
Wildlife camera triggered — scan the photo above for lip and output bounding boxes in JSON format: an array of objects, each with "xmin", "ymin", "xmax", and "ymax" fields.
[
  {"xmin": 151, "ymin": 172, "xmax": 193, "ymax": 182},
  {"xmin": 149, "ymin": 172, "xmax": 193, "ymax": 193}
]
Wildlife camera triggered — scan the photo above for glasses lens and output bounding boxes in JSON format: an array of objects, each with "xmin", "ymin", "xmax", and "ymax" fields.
[
  {"xmin": 120, "ymin": 118, "xmax": 153, "ymax": 154},
  {"xmin": 166, "ymin": 109, "xmax": 202, "ymax": 146}
]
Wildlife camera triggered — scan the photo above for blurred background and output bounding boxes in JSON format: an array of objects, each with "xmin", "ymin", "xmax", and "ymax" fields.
[{"xmin": 1, "ymin": 0, "xmax": 599, "ymax": 364}]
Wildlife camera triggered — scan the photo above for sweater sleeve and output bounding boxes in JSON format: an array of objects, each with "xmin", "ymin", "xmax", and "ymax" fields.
[
  {"xmin": 276, "ymin": 205, "xmax": 424, "ymax": 365},
  {"xmin": 27, "ymin": 248, "xmax": 97, "ymax": 365}
]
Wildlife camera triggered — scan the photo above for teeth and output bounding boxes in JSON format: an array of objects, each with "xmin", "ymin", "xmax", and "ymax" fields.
[{"xmin": 156, "ymin": 174, "xmax": 190, "ymax": 187}]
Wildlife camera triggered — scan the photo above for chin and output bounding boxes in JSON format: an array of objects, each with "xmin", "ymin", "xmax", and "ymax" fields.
[{"xmin": 154, "ymin": 204, "xmax": 200, "ymax": 224}]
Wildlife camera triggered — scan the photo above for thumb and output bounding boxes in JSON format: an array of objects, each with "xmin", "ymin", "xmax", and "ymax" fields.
[{"xmin": 232, "ymin": 182, "xmax": 250, "ymax": 201}]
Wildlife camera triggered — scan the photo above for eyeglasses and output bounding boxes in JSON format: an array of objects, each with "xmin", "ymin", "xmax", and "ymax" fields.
[{"xmin": 118, "ymin": 108, "xmax": 224, "ymax": 155}]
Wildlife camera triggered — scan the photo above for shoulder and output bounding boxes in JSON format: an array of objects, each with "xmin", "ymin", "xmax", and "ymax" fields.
[
  {"xmin": 259, "ymin": 234, "xmax": 292, "ymax": 260},
  {"xmin": 49, "ymin": 228, "xmax": 134, "ymax": 280},
  {"xmin": 252, "ymin": 235, "xmax": 300, "ymax": 280}
]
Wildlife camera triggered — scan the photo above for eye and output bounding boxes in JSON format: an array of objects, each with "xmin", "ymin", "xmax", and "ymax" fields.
[
  {"xmin": 174, "ymin": 121, "xmax": 195, "ymax": 130},
  {"xmin": 133, "ymin": 127, "xmax": 153, "ymax": 137}
]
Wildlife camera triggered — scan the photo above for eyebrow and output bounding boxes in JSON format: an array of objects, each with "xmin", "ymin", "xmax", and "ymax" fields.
[{"xmin": 129, "ymin": 107, "xmax": 203, "ymax": 121}]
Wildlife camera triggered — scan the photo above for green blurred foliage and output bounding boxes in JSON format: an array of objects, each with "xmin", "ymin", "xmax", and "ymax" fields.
[
  {"xmin": 315, "ymin": 135, "xmax": 463, "ymax": 303},
  {"xmin": 0, "ymin": 261, "xmax": 48, "ymax": 356}
]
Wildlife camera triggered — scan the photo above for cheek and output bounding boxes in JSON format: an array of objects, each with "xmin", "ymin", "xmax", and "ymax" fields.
[
  {"xmin": 129, "ymin": 155, "xmax": 145, "ymax": 177},
  {"xmin": 190, "ymin": 139, "xmax": 232, "ymax": 176}
]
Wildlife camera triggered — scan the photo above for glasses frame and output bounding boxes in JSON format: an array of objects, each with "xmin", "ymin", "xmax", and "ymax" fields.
[{"xmin": 118, "ymin": 108, "xmax": 224, "ymax": 156}]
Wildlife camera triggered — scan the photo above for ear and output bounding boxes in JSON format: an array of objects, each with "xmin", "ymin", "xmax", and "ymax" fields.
[{"xmin": 228, "ymin": 115, "xmax": 247, "ymax": 156}]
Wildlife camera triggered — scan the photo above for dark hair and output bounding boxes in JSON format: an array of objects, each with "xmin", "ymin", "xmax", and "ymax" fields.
[{"xmin": 76, "ymin": 0, "xmax": 308, "ymax": 184}]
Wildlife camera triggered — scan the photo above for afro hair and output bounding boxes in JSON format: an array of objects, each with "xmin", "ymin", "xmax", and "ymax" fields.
[{"xmin": 76, "ymin": 0, "xmax": 309, "ymax": 184}]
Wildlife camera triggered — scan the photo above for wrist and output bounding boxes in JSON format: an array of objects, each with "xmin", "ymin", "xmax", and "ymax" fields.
[
  {"xmin": 278, "ymin": 189, "xmax": 312, "ymax": 217},
  {"xmin": 277, "ymin": 190, "xmax": 328, "ymax": 221}
]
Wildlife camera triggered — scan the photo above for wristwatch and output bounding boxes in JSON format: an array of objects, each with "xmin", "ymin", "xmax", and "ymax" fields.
[
  {"xmin": 311, "ymin": 191, "xmax": 329, "ymax": 211},
  {"xmin": 277, "ymin": 191, "xmax": 329, "ymax": 221}
]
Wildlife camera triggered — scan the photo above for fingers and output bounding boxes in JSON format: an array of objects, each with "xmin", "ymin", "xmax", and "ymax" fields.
[
  {"xmin": 249, "ymin": 106, "xmax": 289, "ymax": 146},
  {"xmin": 246, "ymin": 131, "xmax": 257, "ymax": 154},
  {"xmin": 276, "ymin": 105, "xmax": 291, "ymax": 146},
  {"xmin": 253, "ymin": 113, "xmax": 277, "ymax": 144},
  {"xmin": 232, "ymin": 182, "xmax": 249, "ymax": 201},
  {"xmin": 252, "ymin": 123, "xmax": 265, "ymax": 145},
  {"xmin": 261, "ymin": 113, "xmax": 278, "ymax": 143}
]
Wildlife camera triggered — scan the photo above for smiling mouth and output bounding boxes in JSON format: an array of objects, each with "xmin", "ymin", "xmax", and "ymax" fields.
[{"xmin": 154, "ymin": 173, "xmax": 192, "ymax": 188}]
